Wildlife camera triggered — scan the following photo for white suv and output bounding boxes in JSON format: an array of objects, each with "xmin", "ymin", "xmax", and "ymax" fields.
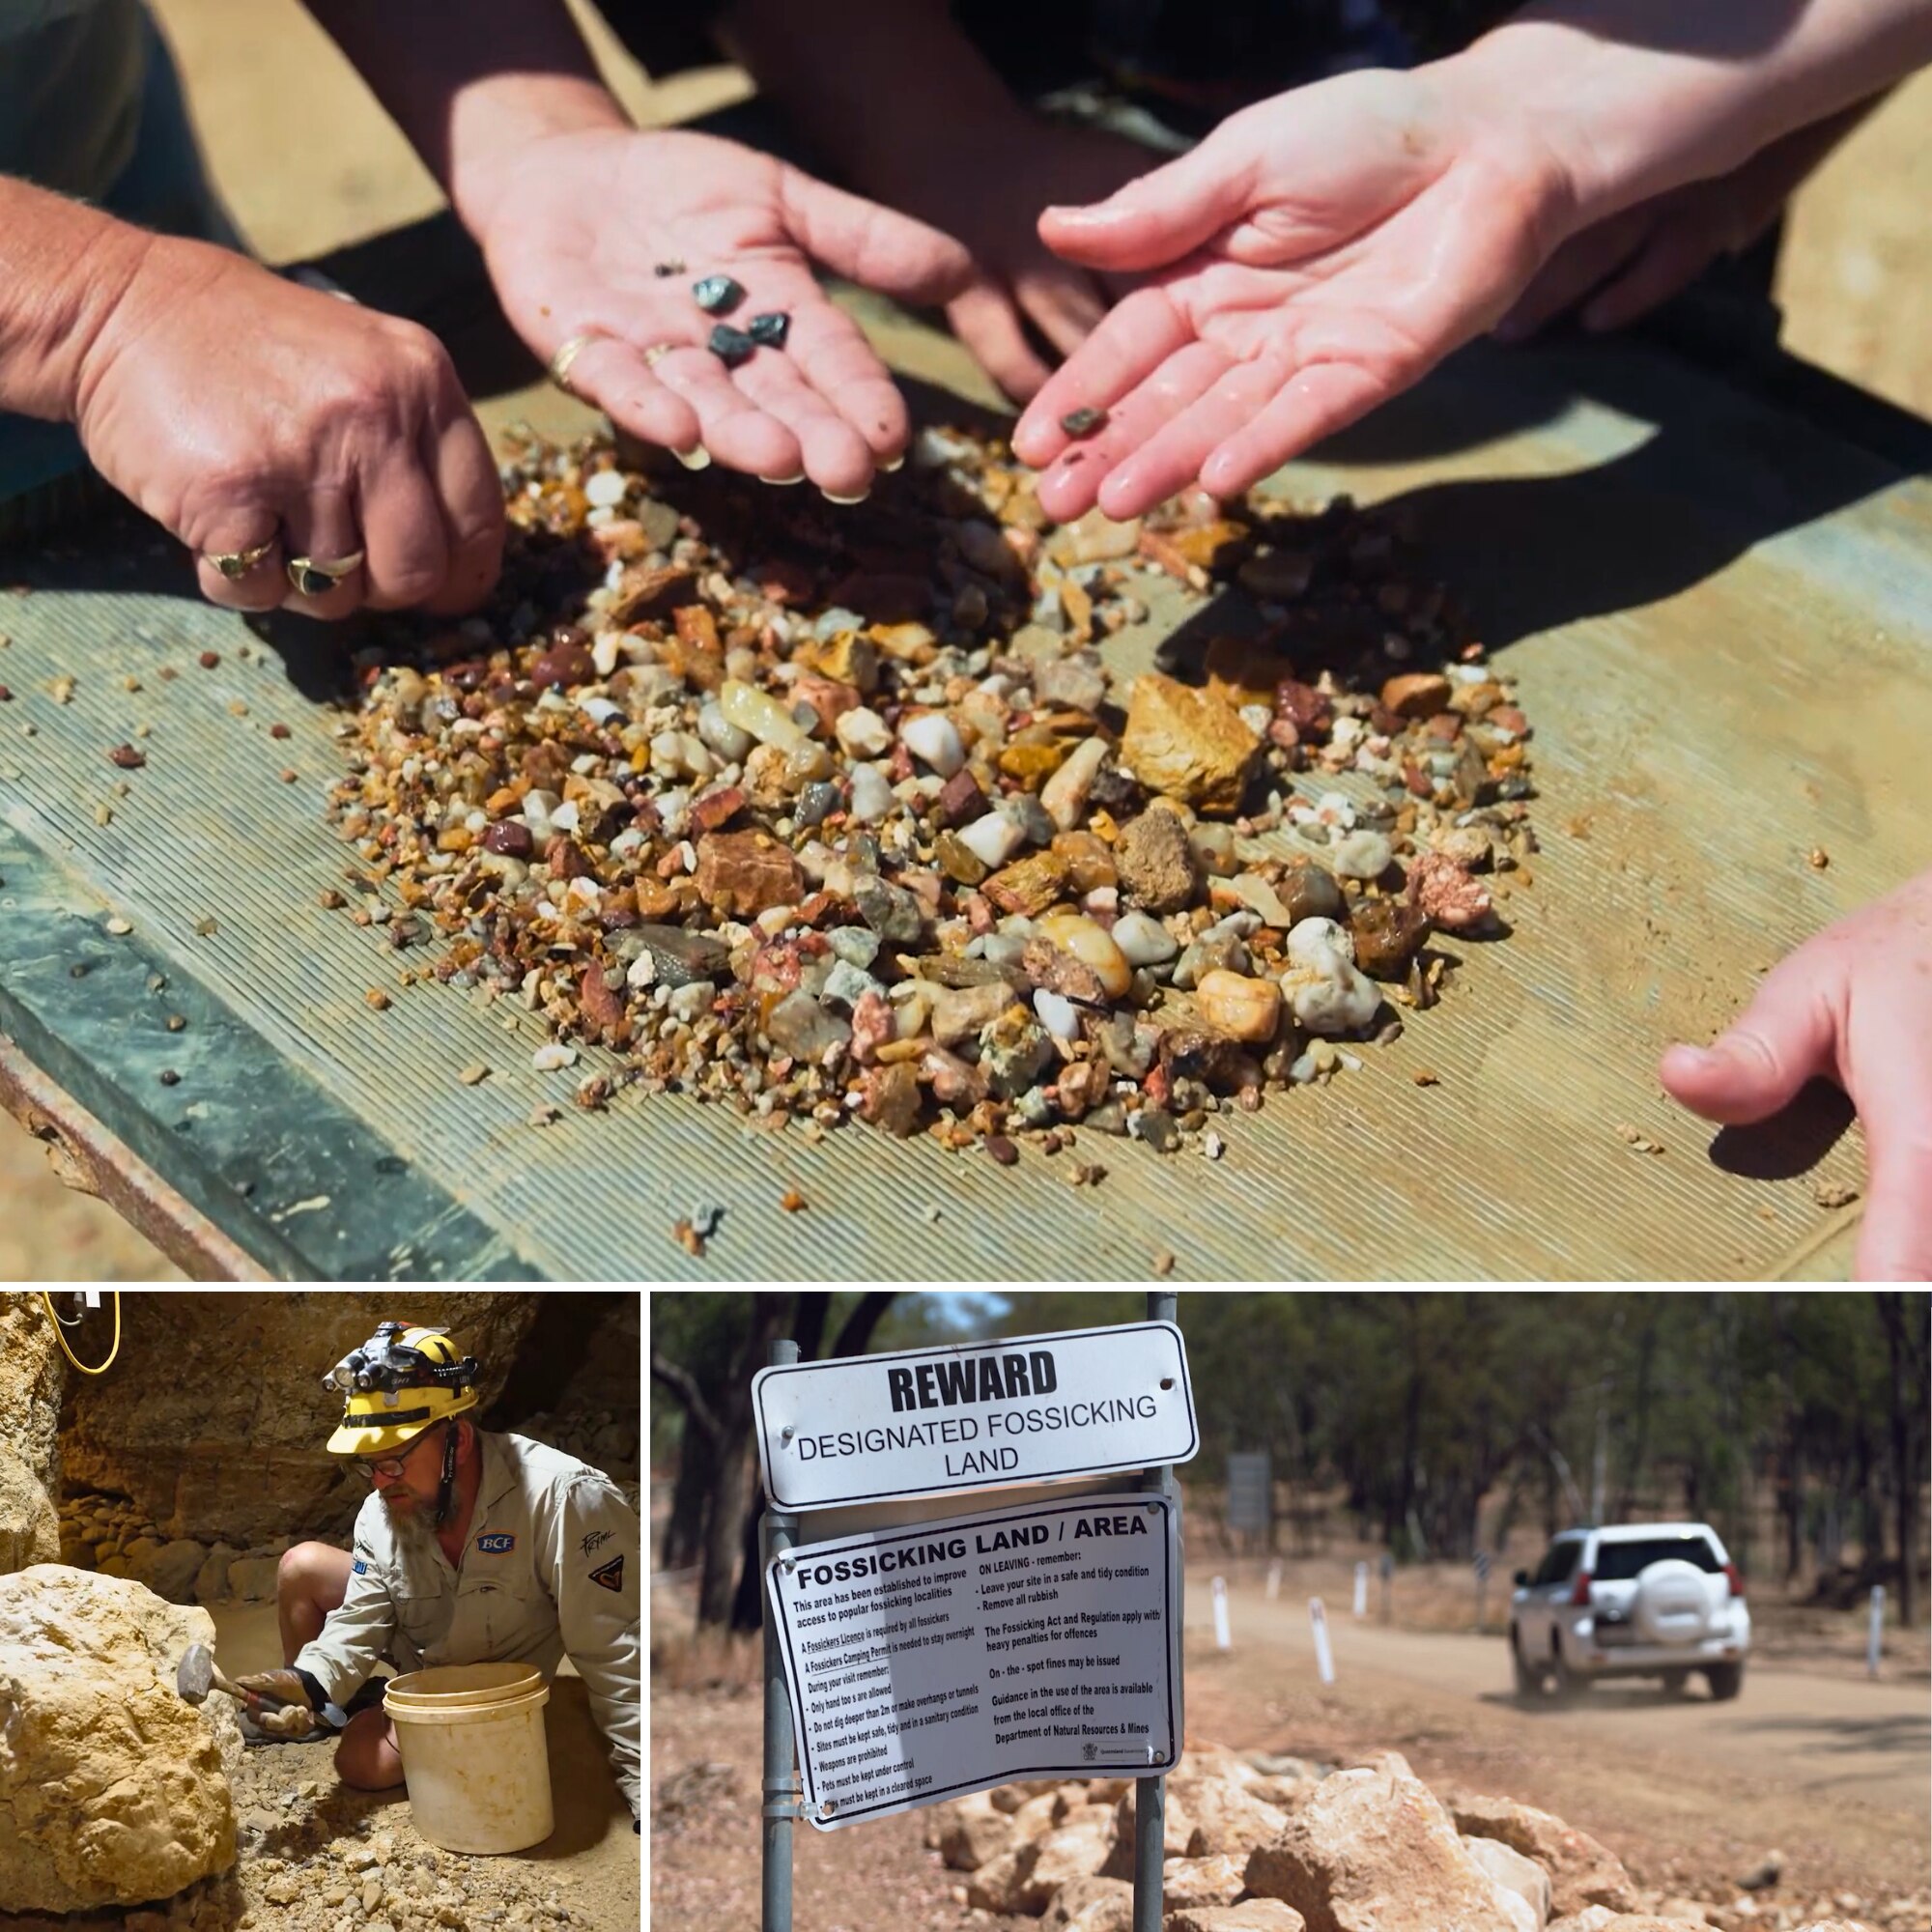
[{"xmin": 1509, "ymin": 1522, "xmax": 1750, "ymax": 1700}]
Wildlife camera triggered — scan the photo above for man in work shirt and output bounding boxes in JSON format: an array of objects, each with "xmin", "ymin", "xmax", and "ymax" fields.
[{"xmin": 234, "ymin": 1321, "xmax": 640, "ymax": 1829}]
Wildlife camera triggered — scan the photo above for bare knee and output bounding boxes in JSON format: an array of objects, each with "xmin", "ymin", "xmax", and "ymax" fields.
[
  {"xmin": 279, "ymin": 1541, "xmax": 351, "ymax": 1613},
  {"xmin": 334, "ymin": 1709, "xmax": 404, "ymax": 1792}
]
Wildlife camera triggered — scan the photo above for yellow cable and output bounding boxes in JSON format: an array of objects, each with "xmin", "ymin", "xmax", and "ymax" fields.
[{"xmin": 40, "ymin": 1292, "xmax": 121, "ymax": 1374}]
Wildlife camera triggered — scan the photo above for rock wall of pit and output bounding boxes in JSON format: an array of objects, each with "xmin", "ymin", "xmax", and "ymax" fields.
[
  {"xmin": 60, "ymin": 1293, "xmax": 543, "ymax": 1547},
  {"xmin": 0, "ymin": 1295, "xmax": 66, "ymax": 1574}
]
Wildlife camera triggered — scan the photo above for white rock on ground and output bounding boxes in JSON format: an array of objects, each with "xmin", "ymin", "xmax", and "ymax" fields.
[
  {"xmin": 1243, "ymin": 1751, "xmax": 1530, "ymax": 1932},
  {"xmin": 1465, "ymin": 1834, "xmax": 1555, "ymax": 1929},
  {"xmin": 1166, "ymin": 1904, "xmax": 1309, "ymax": 1932},
  {"xmin": 1450, "ymin": 1794, "xmax": 1639, "ymax": 1917},
  {"xmin": 0, "ymin": 1566, "xmax": 242, "ymax": 1913}
]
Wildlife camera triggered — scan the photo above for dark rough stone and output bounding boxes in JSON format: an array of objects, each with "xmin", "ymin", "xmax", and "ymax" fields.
[
  {"xmin": 607, "ymin": 923, "xmax": 731, "ymax": 987},
  {"xmin": 854, "ymin": 875, "xmax": 925, "ymax": 945},
  {"xmin": 1138, "ymin": 1108, "xmax": 1180, "ymax": 1153},
  {"xmin": 693, "ymin": 274, "xmax": 745, "ymax": 314}
]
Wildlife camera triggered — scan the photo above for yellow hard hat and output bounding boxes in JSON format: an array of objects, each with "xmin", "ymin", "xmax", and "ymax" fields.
[{"xmin": 323, "ymin": 1321, "xmax": 480, "ymax": 1457}]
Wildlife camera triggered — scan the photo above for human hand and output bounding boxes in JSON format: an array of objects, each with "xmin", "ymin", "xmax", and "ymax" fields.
[
  {"xmin": 1009, "ymin": 67, "xmax": 1576, "ymax": 522},
  {"xmin": 1660, "ymin": 869, "xmax": 1932, "ymax": 1280},
  {"xmin": 878, "ymin": 114, "xmax": 1153, "ymax": 403},
  {"xmin": 232, "ymin": 1668, "xmax": 321, "ymax": 1737},
  {"xmin": 72, "ymin": 237, "xmax": 503, "ymax": 620},
  {"xmin": 469, "ymin": 127, "xmax": 975, "ymax": 497},
  {"xmin": 1495, "ymin": 105, "xmax": 1868, "ymax": 341}
]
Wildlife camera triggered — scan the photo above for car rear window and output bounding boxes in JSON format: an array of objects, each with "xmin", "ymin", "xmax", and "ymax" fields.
[
  {"xmin": 1532, "ymin": 1540, "xmax": 1582, "ymax": 1585},
  {"xmin": 1592, "ymin": 1534, "xmax": 1722, "ymax": 1579}
]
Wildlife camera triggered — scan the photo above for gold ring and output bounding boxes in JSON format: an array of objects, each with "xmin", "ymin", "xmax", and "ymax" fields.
[
  {"xmin": 206, "ymin": 537, "xmax": 277, "ymax": 582},
  {"xmin": 287, "ymin": 552, "xmax": 366, "ymax": 597},
  {"xmin": 640, "ymin": 342, "xmax": 680, "ymax": 370},
  {"xmin": 548, "ymin": 332, "xmax": 602, "ymax": 398}
]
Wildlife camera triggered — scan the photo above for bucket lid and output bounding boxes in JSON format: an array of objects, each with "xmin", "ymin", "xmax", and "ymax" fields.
[{"xmin": 384, "ymin": 1662, "xmax": 545, "ymax": 1709}]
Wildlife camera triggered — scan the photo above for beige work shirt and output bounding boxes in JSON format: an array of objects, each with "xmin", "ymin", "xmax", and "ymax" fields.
[{"xmin": 294, "ymin": 1429, "xmax": 639, "ymax": 1816}]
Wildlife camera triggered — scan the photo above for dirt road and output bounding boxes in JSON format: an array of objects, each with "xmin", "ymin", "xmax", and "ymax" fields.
[{"xmin": 1188, "ymin": 1574, "xmax": 1929, "ymax": 1814}]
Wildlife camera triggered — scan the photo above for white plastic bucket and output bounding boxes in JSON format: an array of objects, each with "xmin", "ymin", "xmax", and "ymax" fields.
[{"xmin": 384, "ymin": 1663, "xmax": 554, "ymax": 1854}]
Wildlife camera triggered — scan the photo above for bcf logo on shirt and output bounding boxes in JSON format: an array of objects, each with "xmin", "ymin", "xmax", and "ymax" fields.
[{"xmin": 475, "ymin": 1532, "xmax": 516, "ymax": 1554}]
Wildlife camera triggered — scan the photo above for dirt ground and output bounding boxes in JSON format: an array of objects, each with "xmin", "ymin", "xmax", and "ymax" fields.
[
  {"xmin": 650, "ymin": 1548, "xmax": 1932, "ymax": 1932},
  {"xmin": 6, "ymin": 10, "xmax": 1932, "ymax": 1278}
]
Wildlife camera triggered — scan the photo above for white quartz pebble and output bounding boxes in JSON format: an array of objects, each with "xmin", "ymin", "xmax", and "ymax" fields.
[
  {"xmin": 958, "ymin": 811, "xmax": 1024, "ymax": 870},
  {"xmin": 847, "ymin": 762, "xmax": 895, "ymax": 823},
  {"xmin": 1033, "ymin": 989, "xmax": 1083, "ymax": 1042},
  {"xmin": 719, "ymin": 678, "xmax": 807, "ymax": 753},
  {"xmin": 836, "ymin": 707, "xmax": 895, "ymax": 758},
  {"xmin": 1039, "ymin": 735, "xmax": 1108, "ymax": 832},
  {"xmin": 1111, "ymin": 910, "xmax": 1179, "ymax": 967},
  {"xmin": 899, "ymin": 711, "xmax": 965, "ymax": 777},
  {"xmin": 583, "ymin": 469, "xmax": 629, "ymax": 508}
]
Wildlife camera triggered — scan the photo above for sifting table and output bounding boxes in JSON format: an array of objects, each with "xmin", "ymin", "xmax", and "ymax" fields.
[{"xmin": 1, "ymin": 217, "xmax": 1925, "ymax": 1280}]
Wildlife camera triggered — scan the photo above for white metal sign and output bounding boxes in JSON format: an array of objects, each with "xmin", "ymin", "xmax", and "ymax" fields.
[
  {"xmin": 766, "ymin": 1492, "xmax": 1182, "ymax": 1830},
  {"xmin": 753, "ymin": 1321, "xmax": 1197, "ymax": 1512}
]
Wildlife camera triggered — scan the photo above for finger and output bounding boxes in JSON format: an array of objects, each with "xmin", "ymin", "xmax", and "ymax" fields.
[
  {"xmin": 358, "ymin": 449, "xmax": 449, "ymax": 613},
  {"xmin": 1012, "ymin": 285, "xmax": 1192, "ymax": 467},
  {"xmin": 1493, "ymin": 210, "xmax": 1654, "ymax": 342},
  {"xmin": 1581, "ymin": 215, "xmax": 1722, "ymax": 333},
  {"xmin": 1658, "ymin": 957, "xmax": 1838, "ymax": 1126},
  {"xmin": 779, "ymin": 167, "xmax": 976, "ymax": 306},
  {"xmin": 194, "ymin": 519, "xmax": 287, "ymax": 615},
  {"xmin": 1033, "ymin": 340, "xmax": 1233, "ymax": 524},
  {"xmin": 781, "ymin": 302, "xmax": 911, "ymax": 466},
  {"xmin": 1038, "ymin": 133, "xmax": 1260, "ymax": 274},
  {"xmin": 280, "ymin": 482, "xmax": 367, "ymax": 619},
  {"xmin": 728, "ymin": 350, "xmax": 878, "ymax": 497},
  {"xmin": 947, "ymin": 277, "xmax": 1054, "ymax": 404},
  {"xmin": 419, "ymin": 408, "xmax": 505, "ymax": 618},
  {"xmin": 646, "ymin": 346, "xmax": 803, "ymax": 481},
  {"xmin": 1015, "ymin": 268, "xmax": 1110, "ymax": 361},
  {"xmin": 562, "ymin": 335, "xmax": 703, "ymax": 460},
  {"xmin": 1851, "ymin": 1017, "xmax": 1932, "ymax": 1280},
  {"xmin": 1196, "ymin": 359, "xmax": 1387, "ymax": 502}
]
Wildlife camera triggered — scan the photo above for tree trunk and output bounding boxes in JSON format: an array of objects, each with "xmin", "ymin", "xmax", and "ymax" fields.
[
  {"xmin": 1876, "ymin": 1291, "xmax": 1929, "ymax": 1629},
  {"xmin": 662, "ymin": 1421, "xmax": 715, "ymax": 1572}
]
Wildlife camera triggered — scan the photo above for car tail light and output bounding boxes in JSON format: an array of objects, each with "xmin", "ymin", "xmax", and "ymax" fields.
[
  {"xmin": 1724, "ymin": 1562, "xmax": 1745, "ymax": 1599},
  {"xmin": 1570, "ymin": 1571, "xmax": 1592, "ymax": 1606}
]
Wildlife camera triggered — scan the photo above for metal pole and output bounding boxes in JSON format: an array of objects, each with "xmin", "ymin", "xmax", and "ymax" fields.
[
  {"xmin": 762, "ymin": 1337, "xmax": 801, "ymax": 1932},
  {"xmin": 1135, "ymin": 1291, "xmax": 1179, "ymax": 1932}
]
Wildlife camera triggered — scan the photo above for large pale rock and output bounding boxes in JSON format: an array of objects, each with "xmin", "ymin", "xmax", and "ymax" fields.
[
  {"xmin": 1467, "ymin": 1835, "xmax": 1553, "ymax": 1929},
  {"xmin": 1013, "ymin": 1787, "xmax": 1078, "ymax": 1842},
  {"xmin": 940, "ymin": 1791, "xmax": 1018, "ymax": 1870},
  {"xmin": 968, "ymin": 1842, "xmax": 1042, "ymax": 1914},
  {"xmin": 1166, "ymin": 1905, "xmax": 1307, "ymax": 1932},
  {"xmin": 1548, "ymin": 1913, "xmax": 1618, "ymax": 1932},
  {"xmin": 1244, "ymin": 1752, "xmax": 1522, "ymax": 1932},
  {"xmin": 1024, "ymin": 1810, "xmax": 1121, "ymax": 1909},
  {"xmin": 1184, "ymin": 1778, "xmax": 1292, "ymax": 1858},
  {"xmin": 125, "ymin": 1538, "xmax": 209, "ymax": 1606},
  {"xmin": 1121, "ymin": 673, "xmax": 1260, "ymax": 813},
  {"xmin": 1045, "ymin": 1876, "xmax": 1134, "ymax": 1932},
  {"xmin": 1451, "ymin": 1795, "xmax": 1638, "ymax": 1918},
  {"xmin": 62, "ymin": 1293, "xmax": 540, "ymax": 1546},
  {"xmin": 0, "ymin": 1567, "xmax": 242, "ymax": 1912},
  {"xmin": 1166, "ymin": 1854, "xmax": 1250, "ymax": 1909},
  {"xmin": 0, "ymin": 1296, "xmax": 64, "ymax": 1575}
]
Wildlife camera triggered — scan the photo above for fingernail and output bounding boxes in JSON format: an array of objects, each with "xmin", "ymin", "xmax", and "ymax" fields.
[
  {"xmin": 673, "ymin": 445, "xmax": 711, "ymax": 470},
  {"xmin": 879, "ymin": 456, "xmax": 904, "ymax": 473},
  {"xmin": 823, "ymin": 489, "xmax": 869, "ymax": 506},
  {"xmin": 764, "ymin": 471, "xmax": 806, "ymax": 487}
]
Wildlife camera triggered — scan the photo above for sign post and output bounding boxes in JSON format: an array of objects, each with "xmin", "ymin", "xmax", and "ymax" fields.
[
  {"xmin": 1867, "ymin": 1584, "xmax": 1885, "ymax": 1678},
  {"xmin": 1473, "ymin": 1550, "xmax": 1492, "ymax": 1634},
  {"xmin": 1211, "ymin": 1576, "xmax": 1232, "ymax": 1651},
  {"xmin": 753, "ymin": 1296, "xmax": 1194, "ymax": 1932},
  {"xmin": 1134, "ymin": 1290, "xmax": 1179, "ymax": 1932},
  {"xmin": 763, "ymin": 1337, "xmax": 803, "ymax": 1932},
  {"xmin": 1352, "ymin": 1561, "xmax": 1367, "ymax": 1618},
  {"xmin": 1378, "ymin": 1551, "xmax": 1393, "ymax": 1626},
  {"xmin": 1266, "ymin": 1559, "xmax": 1282, "ymax": 1602}
]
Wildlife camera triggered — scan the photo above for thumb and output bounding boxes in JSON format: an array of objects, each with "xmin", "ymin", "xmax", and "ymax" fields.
[
  {"xmin": 1038, "ymin": 134, "xmax": 1261, "ymax": 273},
  {"xmin": 778, "ymin": 168, "xmax": 975, "ymax": 306},
  {"xmin": 1659, "ymin": 960, "xmax": 1838, "ymax": 1126}
]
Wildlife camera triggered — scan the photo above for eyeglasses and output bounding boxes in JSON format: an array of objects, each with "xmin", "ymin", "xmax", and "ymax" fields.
[{"xmin": 351, "ymin": 1428, "xmax": 443, "ymax": 1482}]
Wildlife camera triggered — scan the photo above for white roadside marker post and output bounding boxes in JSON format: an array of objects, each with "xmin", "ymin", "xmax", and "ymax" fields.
[
  {"xmin": 1212, "ymin": 1576, "xmax": 1232, "ymax": 1651},
  {"xmin": 1310, "ymin": 1597, "xmax": 1335, "ymax": 1685},
  {"xmin": 1868, "ymin": 1584, "xmax": 1885, "ymax": 1679},
  {"xmin": 1266, "ymin": 1559, "xmax": 1282, "ymax": 1602},
  {"xmin": 762, "ymin": 1337, "xmax": 803, "ymax": 1932},
  {"xmin": 1134, "ymin": 1291, "xmax": 1179, "ymax": 1932},
  {"xmin": 1352, "ymin": 1561, "xmax": 1368, "ymax": 1618}
]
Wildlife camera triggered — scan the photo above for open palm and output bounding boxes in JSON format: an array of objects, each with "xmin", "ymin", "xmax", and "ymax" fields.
[
  {"xmin": 478, "ymin": 128, "xmax": 973, "ymax": 496},
  {"xmin": 1011, "ymin": 70, "xmax": 1577, "ymax": 522}
]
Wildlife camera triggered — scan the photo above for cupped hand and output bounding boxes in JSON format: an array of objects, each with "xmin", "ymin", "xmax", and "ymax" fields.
[
  {"xmin": 1660, "ymin": 868, "xmax": 1932, "ymax": 1280},
  {"xmin": 74, "ymin": 239, "xmax": 503, "ymax": 619},
  {"xmin": 1496, "ymin": 105, "xmax": 1867, "ymax": 341},
  {"xmin": 1010, "ymin": 67, "xmax": 1577, "ymax": 523},
  {"xmin": 473, "ymin": 128, "xmax": 976, "ymax": 496},
  {"xmin": 876, "ymin": 114, "xmax": 1154, "ymax": 403}
]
